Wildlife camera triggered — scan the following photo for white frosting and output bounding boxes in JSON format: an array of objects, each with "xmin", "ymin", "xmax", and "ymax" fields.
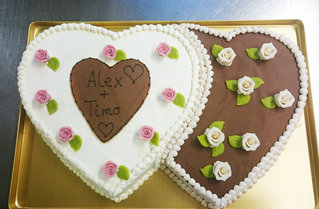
[
  {"xmin": 258, "ymin": 42, "xmax": 277, "ymax": 60},
  {"xmin": 164, "ymin": 24, "xmax": 308, "ymax": 209},
  {"xmin": 274, "ymin": 89, "xmax": 295, "ymax": 108},
  {"xmin": 241, "ymin": 133, "xmax": 260, "ymax": 151},
  {"xmin": 213, "ymin": 161, "xmax": 232, "ymax": 181},
  {"xmin": 237, "ymin": 76, "xmax": 255, "ymax": 95},
  {"xmin": 17, "ymin": 23, "xmax": 211, "ymax": 202},
  {"xmin": 204, "ymin": 127, "xmax": 225, "ymax": 147},
  {"xmin": 216, "ymin": 47, "xmax": 236, "ymax": 66}
]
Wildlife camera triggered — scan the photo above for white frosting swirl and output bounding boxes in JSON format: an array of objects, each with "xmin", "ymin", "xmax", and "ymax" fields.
[
  {"xmin": 216, "ymin": 47, "xmax": 236, "ymax": 66},
  {"xmin": 204, "ymin": 127, "xmax": 225, "ymax": 147},
  {"xmin": 274, "ymin": 89, "xmax": 295, "ymax": 108},
  {"xmin": 237, "ymin": 76, "xmax": 255, "ymax": 95},
  {"xmin": 213, "ymin": 161, "xmax": 232, "ymax": 181},
  {"xmin": 258, "ymin": 42, "xmax": 277, "ymax": 60},
  {"xmin": 242, "ymin": 133, "xmax": 260, "ymax": 151}
]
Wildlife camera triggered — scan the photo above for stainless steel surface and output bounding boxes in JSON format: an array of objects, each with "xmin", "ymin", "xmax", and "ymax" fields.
[{"xmin": 1, "ymin": 0, "xmax": 318, "ymax": 208}]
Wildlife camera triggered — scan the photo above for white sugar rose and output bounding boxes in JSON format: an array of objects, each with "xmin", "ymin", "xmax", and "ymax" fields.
[
  {"xmin": 258, "ymin": 42, "xmax": 277, "ymax": 60},
  {"xmin": 213, "ymin": 161, "xmax": 232, "ymax": 181},
  {"xmin": 216, "ymin": 47, "xmax": 236, "ymax": 66},
  {"xmin": 204, "ymin": 127, "xmax": 225, "ymax": 147},
  {"xmin": 242, "ymin": 133, "xmax": 260, "ymax": 151},
  {"xmin": 237, "ymin": 76, "xmax": 255, "ymax": 95},
  {"xmin": 274, "ymin": 89, "xmax": 295, "ymax": 108}
]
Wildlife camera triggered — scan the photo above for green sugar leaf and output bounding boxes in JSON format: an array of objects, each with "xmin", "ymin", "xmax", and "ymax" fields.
[
  {"xmin": 251, "ymin": 77, "xmax": 264, "ymax": 89},
  {"xmin": 225, "ymin": 80, "xmax": 238, "ymax": 92},
  {"xmin": 261, "ymin": 96, "xmax": 277, "ymax": 109},
  {"xmin": 246, "ymin": 48, "xmax": 260, "ymax": 60},
  {"xmin": 114, "ymin": 49, "xmax": 127, "ymax": 61},
  {"xmin": 173, "ymin": 93, "xmax": 185, "ymax": 108},
  {"xmin": 150, "ymin": 131, "xmax": 160, "ymax": 146},
  {"xmin": 47, "ymin": 57, "xmax": 60, "ymax": 72},
  {"xmin": 228, "ymin": 135, "xmax": 242, "ymax": 148},
  {"xmin": 46, "ymin": 99, "xmax": 58, "ymax": 115},
  {"xmin": 209, "ymin": 121, "xmax": 225, "ymax": 131},
  {"xmin": 236, "ymin": 94, "xmax": 250, "ymax": 106},
  {"xmin": 197, "ymin": 134, "xmax": 210, "ymax": 147},
  {"xmin": 69, "ymin": 135, "xmax": 82, "ymax": 151},
  {"xmin": 200, "ymin": 164, "xmax": 215, "ymax": 178},
  {"xmin": 211, "ymin": 44, "xmax": 224, "ymax": 57},
  {"xmin": 212, "ymin": 143, "xmax": 225, "ymax": 157},
  {"xmin": 167, "ymin": 46, "xmax": 179, "ymax": 59},
  {"xmin": 117, "ymin": 165, "xmax": 130, "ymax": 180}
]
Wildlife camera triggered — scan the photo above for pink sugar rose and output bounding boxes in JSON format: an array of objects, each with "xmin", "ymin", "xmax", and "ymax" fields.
[
  {"xmin": 161, "ymin": 88, "xmax": 176, "ymax": 102},
  {"xmin": 35, "ymin": 89, "xmax": 51, "ymax": 104},
  {"xmin": 103, "ymin": 45, "xmax": 117, "ymax": 59},
  {"xmin": 157, "ymin": 42, "xmax": 171, "ymax": 56},
  {"xmin": 59, "ymin": 126, "xmax": 75, "ymax": 142},
  {"xmin": 34, "ymin": 49, "xmax": 50, "ymax": 63},
  {"xmin": 103, "ymin": 161, "xmax": 118, "ymax": 177},
  {"xmin": 139, "ymin": 125, "xmax": 155, "ymax": 141}
]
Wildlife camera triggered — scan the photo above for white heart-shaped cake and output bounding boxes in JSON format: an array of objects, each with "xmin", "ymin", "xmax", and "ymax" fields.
[
  {"xmin": 17, "ymin": 23, "xmax": 213, "ymax": 201},
  {"xmin": 164, "ymin": 24, "xmax": 308, "ymax": 208}
]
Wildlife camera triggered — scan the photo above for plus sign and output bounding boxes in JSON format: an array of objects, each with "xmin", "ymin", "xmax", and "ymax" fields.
[{"xmin": 100, "ymin": 90, "xmax": 109, "ymax": 99}]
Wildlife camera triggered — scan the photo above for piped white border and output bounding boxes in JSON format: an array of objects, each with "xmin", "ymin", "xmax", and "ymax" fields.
[
  {"xmin": 17, "ymin": 23, "xmax": 213, "ymax": 202},
  {"xmin": 164, "ymin": 23, "xmax": 308, "ymax": 209}
]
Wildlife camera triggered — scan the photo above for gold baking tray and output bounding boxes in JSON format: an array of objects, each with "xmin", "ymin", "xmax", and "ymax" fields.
[{"xmin": 9, "ymin": 20, "xmax": 318, "ymax": 209}]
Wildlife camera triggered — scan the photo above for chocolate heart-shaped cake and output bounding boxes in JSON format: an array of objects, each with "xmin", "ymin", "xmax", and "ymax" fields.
[
  {"xmin": 164, "ymin": 24, "xmax": 308, "ymax": 208},
  {"xmin": 17, "ymin": 23, "xmax": 212, "ymax": 202},
  {"xmin": 71, "ymin": 58, "xmax": 150, "ymax": 142}
]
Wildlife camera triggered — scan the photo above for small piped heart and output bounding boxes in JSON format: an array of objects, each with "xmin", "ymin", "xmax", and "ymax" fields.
[
  {"xmin": 123, "ymin": 64, "xmax": 144, "ymax": 84},
  {"xmin": 70, "ymin": 58, "xmax": 150, "ymax": 142}
]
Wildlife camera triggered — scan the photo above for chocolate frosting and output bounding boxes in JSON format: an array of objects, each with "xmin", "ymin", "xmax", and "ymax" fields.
[
  {"xmin": 70, "ymin": 58, "xmax": 150, "ymax": 142},
  {"xmin": 175, "ymin": 31, "xmax": 301, "ymax": 197}
]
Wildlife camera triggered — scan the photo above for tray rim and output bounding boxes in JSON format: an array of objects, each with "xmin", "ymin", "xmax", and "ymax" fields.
[{"xmin": 8, "ymin": 19, "xmax": 319, "ymax": 209}]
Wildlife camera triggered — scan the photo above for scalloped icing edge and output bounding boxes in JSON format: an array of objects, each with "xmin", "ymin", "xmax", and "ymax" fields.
[
  {"xmin": 17, "ymin": 23, "xmax": 213, "ymax": 202},
  {"xmin": 164, "ymin": 23, "xmax": 308, "ymax": 209}
]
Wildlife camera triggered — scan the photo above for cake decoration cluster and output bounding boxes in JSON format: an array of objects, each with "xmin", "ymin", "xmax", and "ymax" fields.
[
  {"xmin": 226, "ymin": 76, "xmax": 264, "ymax": 106},
  {"xmin": 198, "ymin": 120, "xmax": 261, "ymax": 181},
  {"xmin": 139, "ymin": 125, "xmax": 160, "ymax": 146},
  {"xmin": 261, "ymin": 89, "xmax": 295, "ymax": 109},
  {"xmin": 103, "ymin": 44, "xmax": 127, "ymax": 61},
  {"xmin": 228, "ymin": 133, "xmax": 260, "ymax": 151},
  {"xmin": 103, "ymin": 161, "xmax": 130, "ymax": 180},
  {"xmin": 246, "ymin": 42, "xmax": 277, "ymax": 60},
  {"xmin": 34, "ymin": 89, "xmax": 58, "ymax": 115},
  {"xmin": 197, "ymin": 121, "xmax": 225, "ymax": 157},
  {"xmin": 34, "ymin": 49, "xmax": 60, "ymax": 71},
  {"xmin": 157, "ymin": 42, "xmax": 179, "ymax": 59},
  {"xmin": 200, "ymin": 161, "xmax": 232, "ymax": 181},
  {"xmin": 59, "ymin": 126, "xmax": 82, "ymax": 151},
  {"xmin": 161, "ymin": 87, "xmax": 185, "ymax": 108}
]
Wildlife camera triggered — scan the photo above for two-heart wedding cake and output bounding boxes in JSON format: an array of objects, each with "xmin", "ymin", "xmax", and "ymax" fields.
[{"xmin": 17, "ymin": 22, "xmax": 308, "ymax": 208}]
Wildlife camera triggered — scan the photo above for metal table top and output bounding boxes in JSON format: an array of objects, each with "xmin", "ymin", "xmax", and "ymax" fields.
[{"xmin": 1, "ymin": 0, "xmax": 318, "ymax": 208}]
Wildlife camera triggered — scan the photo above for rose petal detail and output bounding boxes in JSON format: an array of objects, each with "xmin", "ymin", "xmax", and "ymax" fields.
[
  {"xmin": 237, "ymin": 76, "xmax": 255, "ymax": 95},
  {"xmin": 59, "ymin": 126, "xmax": 75, "ymax": 142},
  {"xmin": 241, "ymin": 133, "xmax": 260, "ymax": 151},
  {"xmin": 34, "ymin": 49, "xmax": 50, "ymax": 63},
  {"xmin": 35, "ymin": 89, "xmax": 51, "ymax": 104},
  {"xmin": 161, "ymin": 88, "xmax": 177, "ymax": 102},
  {"xmin": 213, "ymin": 161, "xmax": 232, "ymax": 181},
  {"xmin": 258, "ymin": 42, "xmax": 277, "ymax": 60},
  {"xmin": 103, "ymin": 45, "xmax": 117, "ymax": 59},
  {"xmin": 103, "ymin": 161, "xmax": 118, "ymax": 177},
  {"xmin": 204, "ymin": 127, "xmax": 225, "ymax": 147},
  {"xmin": 274, "ymin": 89, "xmax": 295, "ymax": 108},
  {"xmin": 157, "ymin": 42, "xmax": 171, "ymax": 56},
  {"xmin": 216, "ymin": 47, "xmax": 236, "ymax": 66},
  {"xmin": 139, "ymin": 125, "xmax": 154, "ymax": 141}
]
